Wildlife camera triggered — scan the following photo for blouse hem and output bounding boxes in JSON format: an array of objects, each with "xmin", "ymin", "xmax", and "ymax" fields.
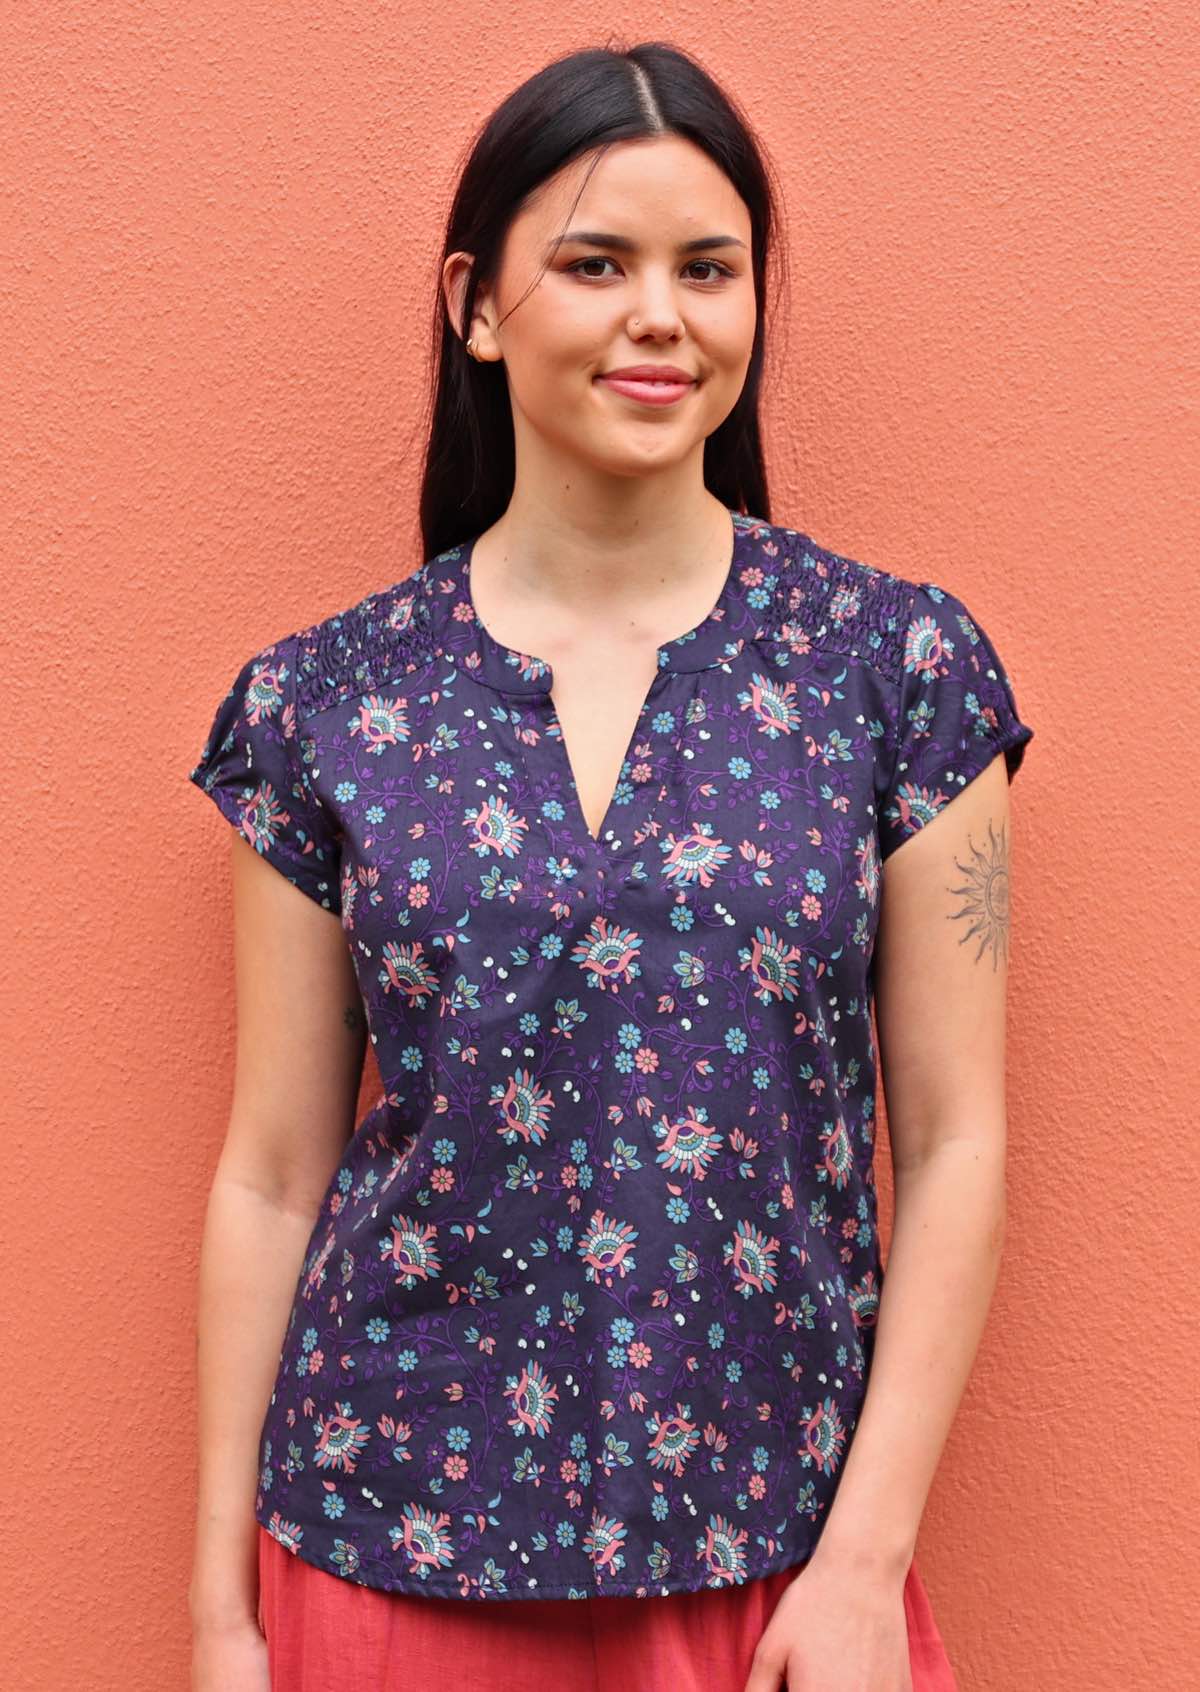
[{"xmin": 256, "ymin": 1513, "xmax": 817, "ymax": 1603}]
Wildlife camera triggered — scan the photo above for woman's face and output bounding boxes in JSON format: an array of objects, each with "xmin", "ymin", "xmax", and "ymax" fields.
[{"xmin": 445, "ymin": 135, "xmax": 757, "ymax": 484}]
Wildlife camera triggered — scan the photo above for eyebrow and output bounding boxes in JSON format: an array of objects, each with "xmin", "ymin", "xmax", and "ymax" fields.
[{"xmin": 545, "ymin": 230, "xmax": 747, "ymax": 256}]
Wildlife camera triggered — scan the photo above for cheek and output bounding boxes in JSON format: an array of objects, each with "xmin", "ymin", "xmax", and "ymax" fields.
[
  {"xmin": 502, "ymin": 359, "xmax": 602, "ymax": 445},
  {"xmin": 506, "ymin": 358, "xmax": 592, "ymax": 422},
  {"xmin": 706, "ymin": 327, "xmax": 756, "ymax": 400},
  {"xmin": 518, "ymin": 289, "xmax": 604, "ymax": 361},
  {"xmin": 712, "ymin": 300, "xmax": 758, "ymax": 362},
  {"xmin": 503, "ymin": 311, "xmax": 598, "ymax": 401}
]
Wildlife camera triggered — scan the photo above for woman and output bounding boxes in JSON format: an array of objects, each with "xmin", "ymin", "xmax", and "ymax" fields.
[{"xmin": 187, "ymin": 41, "xmax": 1033, "ymax": 1692}]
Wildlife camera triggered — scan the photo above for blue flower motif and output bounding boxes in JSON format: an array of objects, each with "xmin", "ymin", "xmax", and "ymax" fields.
[
  {"xmin": 334, "ymin": 780, "xmax": 358, "ymax": 803},
  {"xmin": 725, "ymin": 1027, "xmax": 748, "ymax": 1054}
]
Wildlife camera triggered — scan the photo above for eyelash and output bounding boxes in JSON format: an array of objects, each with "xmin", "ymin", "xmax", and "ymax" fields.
[{"xmin": 564, "ymin": 256, "xmax": 735, "ymax": 284}]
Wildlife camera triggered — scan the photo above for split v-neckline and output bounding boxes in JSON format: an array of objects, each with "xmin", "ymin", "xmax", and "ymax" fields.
[{"xmin": 451, "ymin": 508, "xmax": 757, "ymax": 862}]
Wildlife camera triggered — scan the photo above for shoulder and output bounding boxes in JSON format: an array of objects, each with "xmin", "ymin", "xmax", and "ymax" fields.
[
  {"xmin": 762, "ymin": 525, "xmax": 1032, "ymax": 782},
  {"xmin": 284, "ymin": 551, "xmax": 457, "ymax": 721},
  {"xmin": 760, "ymin": 519, "xmax": 963, "ymax": 681}
]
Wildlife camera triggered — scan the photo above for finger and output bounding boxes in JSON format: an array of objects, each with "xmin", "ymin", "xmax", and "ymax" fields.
[{"xmin": 741, "ymin": 1644, "xmax": 787, "ymax": 1692}]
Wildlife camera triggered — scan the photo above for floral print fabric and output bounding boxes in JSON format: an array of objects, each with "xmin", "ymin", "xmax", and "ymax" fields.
[{"xmin": 188, "ymin": 509, "xmax": 1033, "ymax": 1601}]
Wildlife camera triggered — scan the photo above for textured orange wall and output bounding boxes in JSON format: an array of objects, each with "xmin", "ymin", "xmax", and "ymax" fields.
[{"xmin": 5, "ymin": 5, "xmax": 1194, "ymax": 1688}]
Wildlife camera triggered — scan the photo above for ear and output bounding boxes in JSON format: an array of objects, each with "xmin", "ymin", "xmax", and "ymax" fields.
[{"xmin": 441, "ymin": 250, "xmax": 477, "ymax": 344}]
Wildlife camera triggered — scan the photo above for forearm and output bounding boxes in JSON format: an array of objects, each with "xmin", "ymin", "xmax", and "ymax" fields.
[
  {"xmin": 188, "ymin": 1164, "xmax": 320, "ymax": 1630},
  {"xmin": 811, "ymin": 1135, "xmax": 1006, "ymax": 1578}
]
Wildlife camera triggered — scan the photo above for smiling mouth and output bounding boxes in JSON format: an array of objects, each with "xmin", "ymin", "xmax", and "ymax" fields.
[{"xmin": 593, "ymin": 373, "xmax": 701, "ymax": 407}]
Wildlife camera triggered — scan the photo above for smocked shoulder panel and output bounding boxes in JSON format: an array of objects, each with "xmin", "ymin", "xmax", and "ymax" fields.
[
  {"xmin": 294, "ymin": 569, "xmax": 440, "ymax": 721},
  {"xmin": 760, "ymin": 528, "xmax": 917, "ymax": 677}
]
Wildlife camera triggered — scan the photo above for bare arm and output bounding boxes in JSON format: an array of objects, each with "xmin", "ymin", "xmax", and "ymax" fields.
[
  {"xmin": 188, "ymin": 833, "xmax": 367, "ymax": 1634},
  {"xmin": 811, "ymin": 750, "xmax": 1015, "ymax": 1578}
]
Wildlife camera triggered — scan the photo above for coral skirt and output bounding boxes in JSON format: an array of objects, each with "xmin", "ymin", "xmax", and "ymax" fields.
[{"xmin": 257, "ymin": 1523, "xmax": 959, "ymax": 1690}]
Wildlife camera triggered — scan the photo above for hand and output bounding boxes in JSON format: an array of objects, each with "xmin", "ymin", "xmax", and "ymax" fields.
[
  {"xmin": 191, "ymin": 1612, "xmax": 271, "ymax": 1692},
  {"xmin": 741, "ymin": 1552, "xmax": 913, "ymax": 1692}
]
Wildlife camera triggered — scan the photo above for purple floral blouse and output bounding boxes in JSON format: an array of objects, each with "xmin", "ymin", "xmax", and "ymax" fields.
[{"xmin": 188, "ymin": 509, "xmax": 1033, "ymax": 1601}]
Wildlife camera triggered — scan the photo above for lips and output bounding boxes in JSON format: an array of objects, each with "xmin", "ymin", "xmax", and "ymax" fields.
[{"xmin": 595, "ymin": 369, "xmax": 698, "ymax": 407}]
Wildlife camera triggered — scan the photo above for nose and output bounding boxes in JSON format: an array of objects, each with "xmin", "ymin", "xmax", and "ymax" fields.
[{"xmin": 627, "ymin": 274, "xmax": 685, "ymax": 340}]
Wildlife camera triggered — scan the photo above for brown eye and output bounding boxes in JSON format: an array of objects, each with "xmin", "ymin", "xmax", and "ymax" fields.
[
  {"xmin": 684, "ymin": 259, "xmax": 733, "ymax": 283},
  {"xmin": 567, "ymin": 257, "xmax": 618, "ymax": 279}
]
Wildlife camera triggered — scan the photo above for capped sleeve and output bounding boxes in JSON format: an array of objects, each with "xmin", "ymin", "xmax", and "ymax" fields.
[
  {"xmin": 878, "ymin": 581, "xmax": 1034, "ymax": 860},
  {"xmin": 187, "ymin": 630, "xmax": 343, "ymax": 912}
]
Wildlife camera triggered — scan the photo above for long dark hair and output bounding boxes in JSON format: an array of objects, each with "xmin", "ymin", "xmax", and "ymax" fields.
[{"xmin": 417, "ymin": 40, "xmax": 789, "ymax": 563}]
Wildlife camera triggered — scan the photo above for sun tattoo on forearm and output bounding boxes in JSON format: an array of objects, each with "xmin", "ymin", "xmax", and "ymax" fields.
[{"xmin": 946, "ymin": 816, "xmax": 1011, "ymax": 968}]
